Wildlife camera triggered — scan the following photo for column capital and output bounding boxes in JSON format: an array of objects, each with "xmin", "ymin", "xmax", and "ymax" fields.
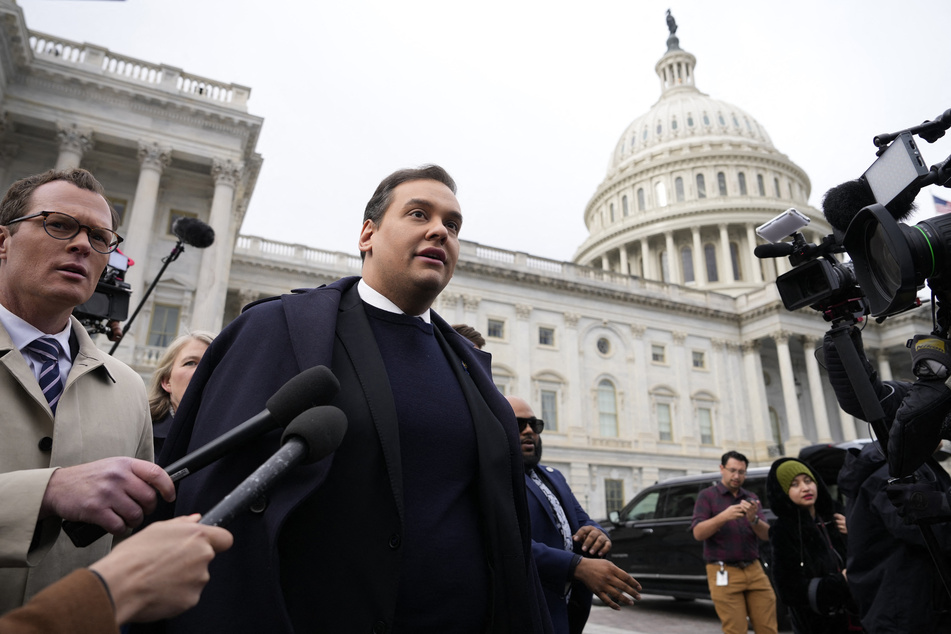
[
  {"xmin": 515, "ymin": 303, "xmax": 532, "ymax": 319},
  {"xmin": 741, "ymin": 339, "xmax": 761, "ymax": 354},
  {"xmin": 630, "ymin": 323, "xmax": 646, "ymax": 338},
  {"xmin": 212, "ymin": 158, "xmax": 244, "ymax": 187},
  {"xmin": 137, "ymin": 140, "xmax": 172, "ymax": 171},
  {"xmin": 564, "ymin": 312, "xmax": 581, "ymax": 328},
  {"xmin": 771, "ymin": 330, "xmax": 795, "ymax": 345},
  {"xmin": 462, "ymin": 294, "xmax": 481, "ymax": 312},
  {"xmin": 673, "ymin": 331, "xmax": 688, "ymax": 344},
  {"xmin": 437, "ymin": 292, "xmax": 460, "ymax": 311},
  {"xmin": 57, "ymin": 122, "xmax": 93, "ymax": 156}
]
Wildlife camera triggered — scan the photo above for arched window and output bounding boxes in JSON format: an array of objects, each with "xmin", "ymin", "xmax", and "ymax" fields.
[
  {"xmin": 598, "ymin": 379, "xmax": 618, "ymax": 437},
  {"xmin": 738, "ymin": 172, "xmax": 747, "ymax": 196},
  {"xmin": 674, "ymin": 177, "xmax": 684, "ymax": 202},
  {"xmin": 681, "ymin": 246, "xmax": 694, "ymax": 283},
  {"xmin": 655, "ymin": 182, "xmax": 667, "ymax": 207},
  {"xmin": 730, "ymin": 242, "xmax": 741, "ymax": 280},
  {"xmin": 622, "ymin": 195, "xmax": 629, "ymax": 216},
  {"xmin": 703, "ymin": 113, "xmax": 710, "ymax": 126},
  {"xmin": 704, "ymin": 244, "xmax": 719, "ymax": 282},
  {"xmin": 696, "ymin": 174, "xmax": 706, "ymax": 198},
  {"xmin": 671, "ymin": 117, "xmax": 678, "ymax": 130},
  {"xmin": 757, "ymin": 174, "xmax": 765, "ymax": 196},
  {"xmin": 773, "ymin": 177, "xmax": 781, "ymax": 198},
  {"xmin": 687, "ymin": 114, "xmax": 694, "ymax": 127},
  {"xmin": 637, "ymin": 188, "xmax": 646, "ymax": 211},
  {"xmin": 717, "ymin": 172, "xmax": 727, "ymax": 196}
]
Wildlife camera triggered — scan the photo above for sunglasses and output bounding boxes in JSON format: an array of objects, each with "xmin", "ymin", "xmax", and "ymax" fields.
[{"xmin": 516, "ymin": 416, "xmax": 544, "ymax": 434}]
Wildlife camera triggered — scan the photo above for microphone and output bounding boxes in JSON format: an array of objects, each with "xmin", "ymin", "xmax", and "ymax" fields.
[
  {"xmin": 172, "ymin": 217, "xmax": 215, "ymax": 248},
  {"xmin": 164, "ymin": 365, "xmax": 340, "ymax": 482},
  {"xmin": 822, "ymin": 178, "xmax": 918, "ymax": 233},
  {"xmin": 63, "ymin": 366, "xmax": 339, "ymax": 548},
  {"xmin": 199, "ymin": 405, "xmax": 348, "ymax": 527},
  {"xmin": 753, "ymin": 242, "xmax": 795, "ymax": 258}
]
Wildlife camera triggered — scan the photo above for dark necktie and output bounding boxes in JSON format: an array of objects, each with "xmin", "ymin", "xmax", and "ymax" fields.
[{"xmin": 26, "ymin": 337, "xmax": 64, "ymax": 413}]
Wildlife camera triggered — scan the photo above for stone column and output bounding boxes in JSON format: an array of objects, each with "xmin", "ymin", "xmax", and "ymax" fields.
[
  {"xmin": 564, "ymin": 313, "xmax": 584, "ymax": 436},
  {"xmin": 746, "ymin": 223, "xmax": 764, "ymax": 284},
  {"xmin": 773, "ymin": 331, "xmax": 808, "ymax": 454},
  {"xmin": 619, "ymin": 246, "xmax": 628, "ymax": 276},
  {"xmin": 600, "ymin": 254, "xmax": 609, "ymax": 271},
  {"xmin": 672, "ymin": 331, "xmax": 692, "ymax": 446},
  {"xmin": 839, "ymin": 410, "xmax": 859, "ymax": 441},
  {"xmin": 877, "ymin": 349, "xmax": 894, "ymax": 381},
  {"xmin": 803, "ymin": 335, "xmax": 833, "ymax": 443},
  {"xmin": 121, "ymin": 142, "xmax": 171, "ymax": 322},
  {"xmin": 718, "ymin": 224, "xmax": 731, "ymax": 283},
  {"xmin": 691, "ymin": 227, "xmax": 707, "ymax": 284},
  {"xmin": 515, "ymin": 304, "xmax": 533, "ymax": 395},
  {"xmin": 741, "ymin": 340, "xmax": 772, "ymax": 461},
  {"xmin": 192, "ymin": 159, "xmax": 243, "ymax": 332},
  {"xmin": 640, "ymin": 237, "xmax": 652, "ymax": 279},
  {"xmin": 55, "ymin": 123, "xmax": 93, "ymax": 170},
  {"xmin": 665, "ymin": 231, "xmax": 680, "ymax": 284}
]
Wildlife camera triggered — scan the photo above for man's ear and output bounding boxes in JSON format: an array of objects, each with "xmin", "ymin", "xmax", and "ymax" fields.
[
  {"xmin": 358, "ymin": 219, "xmax": 375, "ymax": 256},
  {"xmin": 0, "ymin": 226, "xmax": 10, "ymax": 263}
]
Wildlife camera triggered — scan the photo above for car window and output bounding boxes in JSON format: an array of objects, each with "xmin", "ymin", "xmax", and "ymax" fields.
[
  {"xmin": 622, "ymin": 490, "xmax": 660, "ymax": 521},
  {"xmin": 660, "ymin": 484, "xmax": 700, "ymax": 518},
  {"xmin": 743, "ymin": 477, "xmax": 768, "ymax": 509}
]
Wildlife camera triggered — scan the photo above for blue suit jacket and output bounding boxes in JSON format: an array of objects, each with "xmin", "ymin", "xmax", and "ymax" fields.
[
  {"xmin": 525, "ymin": 464, "xmax": 605, "ymax": 634},
  {"xmin": 145, "ymin": 278, "xmax": 552, "ymax": 634}
]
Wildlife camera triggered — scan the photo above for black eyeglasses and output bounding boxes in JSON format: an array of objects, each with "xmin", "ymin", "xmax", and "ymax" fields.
[
  {"xmin": 6, "ymin": 211, "xmax": 123, "ymax": 254},
  {"xmin": 516, "ymin": 416, "xmax": 544, "ymax": 433}
]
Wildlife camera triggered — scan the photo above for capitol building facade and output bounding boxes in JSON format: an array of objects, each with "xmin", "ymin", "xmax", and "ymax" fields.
[{"xmin": 0, "ymin": 1, "xmax": 928, "ymax": 518}]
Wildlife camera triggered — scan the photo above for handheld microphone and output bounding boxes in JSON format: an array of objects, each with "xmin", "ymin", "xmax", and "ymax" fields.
[
  {"xmin": 172, "ymin": 217, "xmax": 215, "ymax": 249},
  {"xmin": 63, "ymin": 366, "xmax": 339, "ymax": 547},
  {"xmin": 164, "ymin": 365, "xmax": 340, "ymax": 482},
  {"xmin": 199, "ymin": 405, "xmax": 348, "ymax": 527},
  {"xmin": 753, "ymin": 243, "xmax": 796, "ymax": 258}
]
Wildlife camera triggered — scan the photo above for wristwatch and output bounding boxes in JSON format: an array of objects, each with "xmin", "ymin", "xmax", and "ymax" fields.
[{"xmin": 751, "ymin": 515, "xmax": 760, "ymax": 525}]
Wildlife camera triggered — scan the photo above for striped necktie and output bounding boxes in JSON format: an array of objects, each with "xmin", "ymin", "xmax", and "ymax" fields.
[{"xmin": 26, "ymin": 337, "xmax": 64, "ymax": 413}]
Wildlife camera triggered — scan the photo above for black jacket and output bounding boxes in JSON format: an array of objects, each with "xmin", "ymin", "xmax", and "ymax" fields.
[
  {"xmin": 838, "ymin": 442, "xmax": 951, "ymax": 634},
  {"xmin": 766, "ymin": 458, "xmax": 855, "ymax": 634}
]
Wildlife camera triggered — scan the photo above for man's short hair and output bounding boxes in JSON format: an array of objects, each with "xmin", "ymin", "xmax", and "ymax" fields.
[
  {"xmin": 0, "ymin": 168, "xmax": 118, "ymax": 231},
  {"xmin": 363, "ymin": 164, "xmax": 456, "ymax": 226},
  {"xmin": 721, "ymin": 450, "xmax": 749, "ymax": 467}
]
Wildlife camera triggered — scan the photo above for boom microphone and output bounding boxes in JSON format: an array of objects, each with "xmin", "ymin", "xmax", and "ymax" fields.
[
  {"xmin": 164, "ymin": 365, "xmax": 340, "ymax": 482},
  {"xmin": 172, "ymin": 216, "xmax": 215, "ymax": 249},
  {"xmin": 199, "ymin": 405, "xmax": 348, "ymax": 527},
  {"xmin": 822, "ymin": 178, "xmax": 917, "ymax": 234}
]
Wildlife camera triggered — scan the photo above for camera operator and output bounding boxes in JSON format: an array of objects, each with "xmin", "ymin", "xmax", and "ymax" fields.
[{"xmin": 824, "ymin": 326, "xmax": 951, "ymax": 633}]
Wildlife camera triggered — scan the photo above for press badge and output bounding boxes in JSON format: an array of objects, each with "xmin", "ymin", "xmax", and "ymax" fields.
[{"xmin": 716, "ymin": 563, "xmax": 728, "ymax": 586}]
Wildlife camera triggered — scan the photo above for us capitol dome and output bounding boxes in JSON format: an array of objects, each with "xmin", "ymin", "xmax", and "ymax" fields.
[{"xmin": 573, "ymin": 15, "xmax": 830, "ymax": 297}]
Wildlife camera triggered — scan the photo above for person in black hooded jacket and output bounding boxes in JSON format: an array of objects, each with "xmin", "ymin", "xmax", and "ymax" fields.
[{"xmin": 767, "ymin": 458, "xmax": 858, "ymax": 633}]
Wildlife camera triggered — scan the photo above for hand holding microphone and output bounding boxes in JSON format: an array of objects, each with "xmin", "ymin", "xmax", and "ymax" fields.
[{"xmin": 63, "ymin": 365, "xmax": 340, "ymax": 547}]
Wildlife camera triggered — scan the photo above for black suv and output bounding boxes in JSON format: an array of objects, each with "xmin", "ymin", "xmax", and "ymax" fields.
[{"xmin": 604, "ymin": 467, "xmax": 775, "ymax": 601}]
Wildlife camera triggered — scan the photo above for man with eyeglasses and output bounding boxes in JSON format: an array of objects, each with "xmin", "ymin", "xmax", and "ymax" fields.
[
  {"xmin": 0, "ymin": 168, "xmax": 175, "ymax": 614},
  {"xmin": 506, "ymin": 395, "xmax": 641, "ymax": 634},
  {"xmin": 691, "ymin": 450, "xmax": 776, "ymax": 634},
  {"xmin": 151, "ymin": 165, "xmax": 553, "ymax": 634}
]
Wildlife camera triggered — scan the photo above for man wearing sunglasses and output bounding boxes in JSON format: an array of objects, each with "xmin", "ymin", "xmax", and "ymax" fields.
[
  {"xmin": 507, "ymin": 395, "xmax": 642, "ymax": 634},
  {"xmin": 0, "ymin": 169, "xmax": 175, "ymax": 614}
]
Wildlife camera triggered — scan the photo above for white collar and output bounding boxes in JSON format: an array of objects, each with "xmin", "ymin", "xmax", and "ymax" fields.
[
  {"xmin": 0, "ymin": 302, "xmax": 72, "ymax": 353},
  {"xmin": 357, "ymin": 279, "xmax": 431, "ymax": 324}
]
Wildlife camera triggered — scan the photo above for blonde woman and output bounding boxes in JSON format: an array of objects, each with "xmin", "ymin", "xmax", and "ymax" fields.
[{"xmin": 147, "ymin": 331, "xmax": 215, "ymax": 455}]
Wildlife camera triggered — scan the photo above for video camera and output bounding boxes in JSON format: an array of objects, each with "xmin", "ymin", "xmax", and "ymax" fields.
[
  {"xmin": 72, "ymin": 249, "xmax": 132, "ymax": 338},
  {"xmin": 757, "ymin": 108, "xmax": 951, "ymax": 325}
]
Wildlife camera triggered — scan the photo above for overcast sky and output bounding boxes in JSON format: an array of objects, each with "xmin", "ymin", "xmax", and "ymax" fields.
[{"xmin": 17, "ymin": 0, "xmax": 951, "ymax": 262}]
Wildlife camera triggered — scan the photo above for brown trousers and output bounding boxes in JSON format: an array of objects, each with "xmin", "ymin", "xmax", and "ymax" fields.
[{"xmin": 705, "ymin": 562, "xmax": 777, "ymax": 634}]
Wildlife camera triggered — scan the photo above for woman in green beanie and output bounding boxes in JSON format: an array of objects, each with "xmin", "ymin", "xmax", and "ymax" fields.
[{"xmin": 766, "ymin": 457, "xmax": 860, "ymax": 633}]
